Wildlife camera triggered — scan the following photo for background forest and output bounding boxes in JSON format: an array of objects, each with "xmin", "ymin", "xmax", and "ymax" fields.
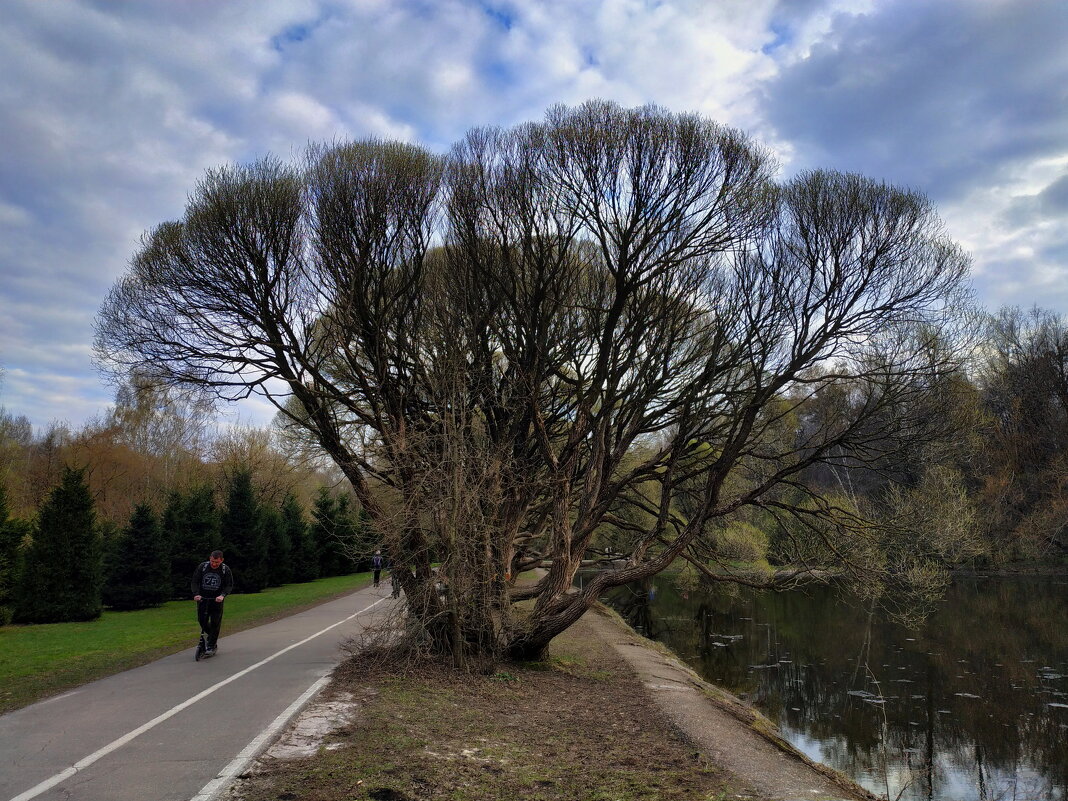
[{"xmin": 0, "ymin": 377, "xmax": 375, "ymax": 624}]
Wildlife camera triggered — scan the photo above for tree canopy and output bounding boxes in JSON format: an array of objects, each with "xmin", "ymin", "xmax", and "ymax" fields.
[{"xmin": 96, "ymin": 101, "xmax": 974, "ymax": 662}]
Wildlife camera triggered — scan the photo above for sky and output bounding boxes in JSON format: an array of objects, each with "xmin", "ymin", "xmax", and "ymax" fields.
[{"xmin": 0, "ymin": 0, "xmax": 1065, "ymax": 432}]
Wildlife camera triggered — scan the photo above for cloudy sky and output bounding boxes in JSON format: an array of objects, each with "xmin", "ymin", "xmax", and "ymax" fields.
[{"xmin": 1, "ymin": 0, "xmax": 1065, "ymax": 431}]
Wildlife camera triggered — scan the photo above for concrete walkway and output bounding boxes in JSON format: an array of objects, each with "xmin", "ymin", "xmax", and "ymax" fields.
[
  {"xmin": 0, "ymin": 584, "xmax": 397, "ymax": 801},
  {"xmin": 586, "ymin": 607, "xmax": 878, "ymax": 801}
]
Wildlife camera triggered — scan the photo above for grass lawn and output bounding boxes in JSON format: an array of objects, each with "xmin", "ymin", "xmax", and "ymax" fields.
[{"xmin": 0, "ymin": 572, "xmax": 372, "ymax": 714}]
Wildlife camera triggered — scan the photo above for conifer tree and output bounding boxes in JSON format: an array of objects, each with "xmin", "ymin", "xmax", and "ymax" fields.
[
  {"xmin": 102, "ymin": 503, "xmax": 169, "ymax": 610},
  {"xmin": 14, "ymin": 466, "xmax": 102, "ymax": 623},
  {"xmin": 0, "ymin": 484, "xmax": 19, "ymax": 624},
  {"xmin": 0, "ymin": 517, "xmax": 30, "ymax": 626},
  {"xmin": 311, "ymin": 489, "xmax": 342, "ymax": 577},
  {"xmin": 310, "ymin": 491, "xmax": 367, "ymax": 577},
  {"xmin": 333, "ymin": 494, "xmax": 362, "ymax": 574},
  {"xmin": 221, "ymin": 468, "xmax": 267, "ymax": 592},
  {"xmin": 286, "ymin": 492, "xmax": 318, "ymax": 583},
  {"xmin": 164, "ymin": 486, "xmax": 219, "ymax": 599},
  {"xmin": 259, "ymin": 503, "xmax": 291, "ymax": 586},
  {"xmin": 161, "ymin": 490, "xmax": 189, "ymax": 599}
]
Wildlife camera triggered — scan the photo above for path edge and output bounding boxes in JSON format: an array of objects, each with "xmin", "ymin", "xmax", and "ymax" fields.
[{"xmin": 589, "ymin": 602, "xmax": 881, "ymax": 801}]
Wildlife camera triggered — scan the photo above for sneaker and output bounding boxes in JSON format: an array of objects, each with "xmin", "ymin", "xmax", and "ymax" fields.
[{"xmin": 206, "ymin": 646, "xmax": 217, "ymax": 655}]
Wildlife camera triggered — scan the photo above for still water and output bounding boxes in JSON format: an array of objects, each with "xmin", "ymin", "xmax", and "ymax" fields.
[{"xmin": 598, "ymin": 575, "xmax": 1068, "ymax": 801}]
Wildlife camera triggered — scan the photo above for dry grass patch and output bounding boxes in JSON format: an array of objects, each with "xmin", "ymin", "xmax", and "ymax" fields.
[{"xmin": 232, "ymin": 612, "xmax": 762, "ymax": 801}]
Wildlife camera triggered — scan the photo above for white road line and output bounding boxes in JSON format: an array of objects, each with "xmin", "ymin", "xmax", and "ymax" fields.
[
  {"xmin": 189, "ymin": 675, "xmax": 331, "ymax": 801},
  {"xmin": 8, "ymin": 596, "xmax": 387, "ymax": 801}
]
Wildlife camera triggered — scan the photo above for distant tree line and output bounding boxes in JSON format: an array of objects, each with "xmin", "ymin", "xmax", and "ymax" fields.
[
  {"xmin": 692, "ymin": 304, "xmax": 1068, "ymax": 578},
  {"xmin": 0, "ymin": 462, "xmax": 373, "ymax": 625}
]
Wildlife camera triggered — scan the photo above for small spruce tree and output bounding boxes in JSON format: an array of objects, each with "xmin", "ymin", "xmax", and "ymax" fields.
[
  {"xmin": 333, "ymin": 494, "xmax": 362, "ymax": 574},
  {"xmin": 286, "ymin": 493, "xmax": 318, "ymax": 583},
  {"xmin": 0, "ymin": 518, "xmax": 31, "ymax": 626},
  {"xmin": 0, "ymin": 484, "xmax": 20, "ymax": 624},
  {"xmin": 311, "ymin": 489, "xmax": 342, "ymax": 577},
  {"xmin": 259, "ymin": 504, "xmax": 291, "ymax": 586},
  {"xmin": 221, "ymin": 468, "xmax": 267, "ymax": 592},
  {"xmin": 102, "ymin": 503, "xmax": 170, "ymax": 610},
  {"xmin": 164, "ymin": 486, "xmax": 219, "ymax": 599},
  {"xmin": 14, "ymin": 466, "xmax": 103, "ymax": 623}
]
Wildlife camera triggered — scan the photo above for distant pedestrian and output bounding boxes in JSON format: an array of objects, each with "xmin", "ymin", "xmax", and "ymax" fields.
[
  {"xmin": 390, "ymin": 566, "xmax": 401, "ymax": 598},
  {"xmin": 191, "ymin": 550, "xmax": 234, "ymax": 655},
  {"xmin": 372, "ymin": 550, "xmax": 384, "ymax": 588}
]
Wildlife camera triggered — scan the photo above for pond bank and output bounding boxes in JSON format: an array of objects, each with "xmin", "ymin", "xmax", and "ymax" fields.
[
  {"xmin": 591, "ymin": 606, "xmax": 876, "ymax": 801},
  {"xmin": 230, "ymin": 605, "xmax": 874, "ymax": 801}
]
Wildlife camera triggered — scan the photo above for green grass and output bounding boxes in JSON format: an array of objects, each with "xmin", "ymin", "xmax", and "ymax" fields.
[{"xmin": 0, "ymin": 572, "xmax": 372, "ymax": 713}]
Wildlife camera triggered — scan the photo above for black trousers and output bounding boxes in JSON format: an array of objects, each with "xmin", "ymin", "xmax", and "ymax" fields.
[{"xmin": 197, "ymin": 599, "xmax": 225, "ymax": 648}]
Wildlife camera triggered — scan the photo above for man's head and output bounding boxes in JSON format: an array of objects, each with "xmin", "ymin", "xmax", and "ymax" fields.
[{"xmin": 209, "ymin": 550, "xmax": 224, "ymax": 569}]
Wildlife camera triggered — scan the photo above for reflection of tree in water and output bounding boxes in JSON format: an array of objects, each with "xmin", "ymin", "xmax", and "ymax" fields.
[
  {"xmin": 605, "ymin": 579, "xmax": 661, "ymax": 640},
  {"xmin": 601, "ymin": 575, "xmax": 1068, "ymax": 801}
]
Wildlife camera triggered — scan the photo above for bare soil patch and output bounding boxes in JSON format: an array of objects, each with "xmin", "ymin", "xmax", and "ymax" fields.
[{"xmin": 230, "ymin": 611, "xmax": 765, "ymax": 801}]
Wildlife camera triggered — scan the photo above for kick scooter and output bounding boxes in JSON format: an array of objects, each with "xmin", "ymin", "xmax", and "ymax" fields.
[{"xmin": 194, "ymin": 630, "xmax": 210, "ymax": 661}]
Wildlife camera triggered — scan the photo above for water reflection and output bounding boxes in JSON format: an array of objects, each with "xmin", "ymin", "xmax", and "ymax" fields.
[{"xmin": 597, "ymin": 575, "xmax": 1068, "ymax": 801}]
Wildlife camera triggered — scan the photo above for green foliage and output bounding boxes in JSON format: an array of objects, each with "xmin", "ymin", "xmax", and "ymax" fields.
[
  {"xmin": 715, "ymin": 521, "xmax": 769, "ymax": 564},
  {"xmin": 102, "ymin": 503, "xmax": 170, "ymax": 610},
  {"xmin": 281, "ymin": 492, "xmax": 314, "ymax": 583},
  {"xmin": 14, "ymin": 467, "xmax": 103, "ymax": 623},
  {"xmin": 165, "ymin": 485, "xmax": 220, "ymax": 599},
  {"xmin": 311, "ymin": 489, "xmax": 363, "ymax": 578},
  {"xmin": 0, "ymin": 484, "xmax": 24, "ymax": 625},
  {"xmin": 259, "ymin": 503, "xmax": 291, "ymax": 586},
  {"xmin": 221, "ymin": 469, "xmax": 268, "ymax": 593},
  {"xmin": 0, "ymin": 519, "xmax": 31, "ymax": 626}
]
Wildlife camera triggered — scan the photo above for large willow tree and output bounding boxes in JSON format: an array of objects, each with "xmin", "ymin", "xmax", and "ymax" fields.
[{"xmin": 96, "ymin": 102, "xmax": 973, "ymax": 662}]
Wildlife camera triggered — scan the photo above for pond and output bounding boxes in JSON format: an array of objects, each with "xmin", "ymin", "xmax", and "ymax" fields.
[{"xmin": 595, "ymin": 574, "xmax": 1068, "ymax": 801}]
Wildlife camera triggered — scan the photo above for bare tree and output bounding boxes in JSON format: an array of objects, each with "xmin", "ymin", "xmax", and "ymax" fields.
[
  {"xmin": 96, "ymin": 101, "xmax": 973, "ymax": 662},
  {"xmin": 975, "ymin": 306, "xmax": 1068, "ymax": 557}
]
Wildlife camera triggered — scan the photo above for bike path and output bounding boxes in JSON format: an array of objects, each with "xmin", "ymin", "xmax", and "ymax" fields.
[{"xmin": 0, "ymin": 584, "xmax": 396, "ymax": 801}]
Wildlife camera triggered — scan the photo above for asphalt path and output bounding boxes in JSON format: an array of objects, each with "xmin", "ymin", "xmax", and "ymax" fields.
[{"xmin": 0, "ymin": 583, "xmax": 397, "ymax": 801}]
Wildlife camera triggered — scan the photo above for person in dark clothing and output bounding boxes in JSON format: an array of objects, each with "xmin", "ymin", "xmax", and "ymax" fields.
[
  {"xmin": 191, "ymin": 550, "xmax": 234, "ymax": 655},
  {"xmin": 372, "ymin": 551, "xmax": 384, "ymax": 588}
]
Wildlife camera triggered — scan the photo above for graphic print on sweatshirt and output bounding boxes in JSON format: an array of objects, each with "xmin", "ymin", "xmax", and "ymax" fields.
[{"xmin": 201, "ymin": 571, "xmax": 223, "ymax": 592}]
